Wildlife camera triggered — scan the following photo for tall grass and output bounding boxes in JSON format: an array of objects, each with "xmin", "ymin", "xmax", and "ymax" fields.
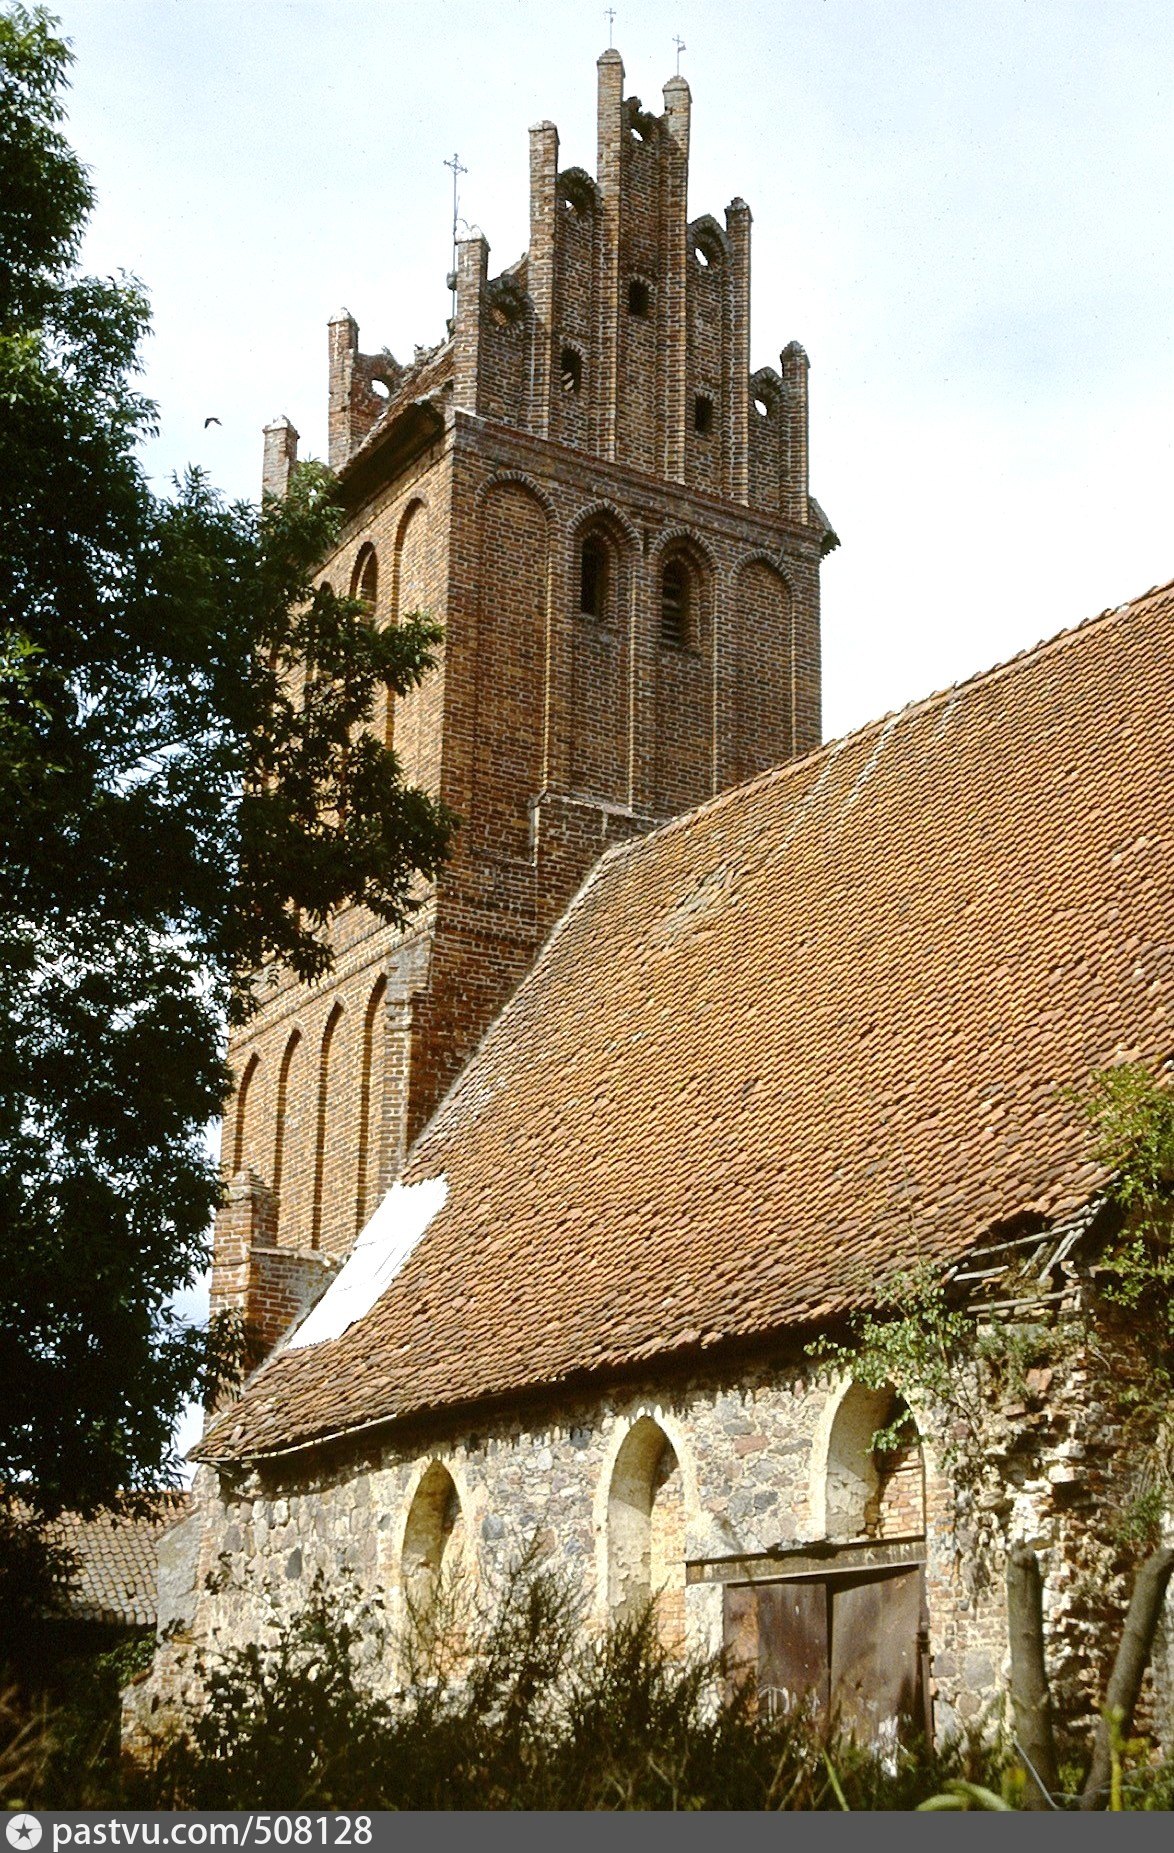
[
  {"xmin": 9, "ymin": 1551, "xmax": 1173, "ymax": 1809},
  {"xmin": 133, "ymin": 1557, "xmax": 980, "ymax": 1810}
]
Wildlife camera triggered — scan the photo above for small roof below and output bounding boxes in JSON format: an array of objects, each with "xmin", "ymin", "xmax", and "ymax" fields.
[
  {"xmin": 201, "ymin": 580, "xmax": 1174, "ymax": 1464},
  {"xmin": 49, "ymin": 1497, "xmax": 190, "ymax": 1628}
]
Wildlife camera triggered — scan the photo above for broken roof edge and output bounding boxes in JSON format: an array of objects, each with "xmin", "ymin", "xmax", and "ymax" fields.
[{"xmin": 337, "ymin": 392, "xmax": 448, "ymax": 500}]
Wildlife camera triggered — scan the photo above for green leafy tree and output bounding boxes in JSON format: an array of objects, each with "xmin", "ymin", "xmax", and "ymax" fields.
[{"xmin": 0, "ymin": 4, "xmax": 452, "ymax": 1553}]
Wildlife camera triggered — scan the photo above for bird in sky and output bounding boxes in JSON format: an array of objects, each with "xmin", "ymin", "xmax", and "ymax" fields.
[{"xmin": 204, "ymin": 416, "xmax": 221, "ymax": 428}]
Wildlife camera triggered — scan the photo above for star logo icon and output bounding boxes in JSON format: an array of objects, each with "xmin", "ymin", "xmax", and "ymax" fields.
[{"xmin": 7, "ymin": 1818, "xmax": 42, "ymax": 1850}]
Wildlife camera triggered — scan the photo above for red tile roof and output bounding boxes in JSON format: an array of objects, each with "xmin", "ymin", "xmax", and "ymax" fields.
[
  {"xmin": 51, "ymin": 1497, "xmax": 189, "ymax": 1627},
  {"xmin": 200, "ymin": 581, "xmax": 1174, "ymax": 1463}
]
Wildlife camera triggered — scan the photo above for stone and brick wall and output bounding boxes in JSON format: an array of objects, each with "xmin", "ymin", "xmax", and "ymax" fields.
[{"xmin": 134, "ymin": 1341, "xmax": 1161, "ymax": 1753}]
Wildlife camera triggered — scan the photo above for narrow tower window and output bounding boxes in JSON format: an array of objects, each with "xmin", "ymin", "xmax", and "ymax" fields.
[
  {"xmin": 694, "ymin": 395, "xmax": 714, "ymax": 436},
  {"xmin": 560, "ymin": 346, "xmax": 582, "ymax": 393},
  {"xmin": 628, "ymin": 279, "xmax": 651, "ymax": 318},
  {"xmin": 660, "ymin": 559, "xmax": 690, "ymax": 650},
  {"xmin": 579, "ymin": 533, "xmax": 609, "ymax": 619}
]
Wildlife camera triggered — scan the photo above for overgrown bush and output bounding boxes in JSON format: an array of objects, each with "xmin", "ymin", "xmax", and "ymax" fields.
[
  {"xmin": 16, "ymin": 1550, "xmax": 1174, "ymax": 1809},
  {"xmin": 1, "ymin": 1634, "xmax": 154, "ymax": 1809},
  {"xmin": 128, "ymin": 1559, "xmax": 995, "ymax": 1811}
]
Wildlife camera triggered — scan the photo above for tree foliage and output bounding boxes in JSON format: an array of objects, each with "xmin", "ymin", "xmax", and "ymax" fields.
[{"xmin": 0, "ymin": 4, "xmax": 453, "ymax": 1528}]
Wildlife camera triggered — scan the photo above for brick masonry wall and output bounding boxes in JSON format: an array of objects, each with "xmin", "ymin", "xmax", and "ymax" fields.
[
  {"xmin": 210, "ymin": 48, "xmax": 827, "ymax": 1396},
  {"xmin": 214, "ymin": 412, "xmax": 824, "ymax": 1312}
]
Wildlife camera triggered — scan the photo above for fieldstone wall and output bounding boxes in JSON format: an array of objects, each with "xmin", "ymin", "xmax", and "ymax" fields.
[
  {"xmin": 129, "ymin": 1334, "xmax": 1173, "ymax": 1759},
  {"xmin": 131, "ymin": 1355, "xmax": 1032, "ymax": 1747}
]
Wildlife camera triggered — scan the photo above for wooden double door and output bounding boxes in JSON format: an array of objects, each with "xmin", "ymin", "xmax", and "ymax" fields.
[{"xmin": 723, "ymin": 1565, "xmax": 931, "ymax": 1747}]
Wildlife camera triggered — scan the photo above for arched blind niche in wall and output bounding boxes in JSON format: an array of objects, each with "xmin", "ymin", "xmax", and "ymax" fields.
[
  {"xmin": 311, "ymin": 1002, "xmax": 359, "ymax": 1258},
  {"xmin": 401, "ymin": 1461, "xmax": 467, "ymax": 1658},
  {"xmin": 607, "ymin": 1417, "xmax": 686, "ymax": 1655},
  {"xmin": 393, "ymin": 501, "xmax": 437, "ymax": 785},
  {"xmin": 355, "ymin": 975, "xmax": 388, "ymax": 1233},
  {"xmin": 473, "ymin": 481, "xmax": 548, "ymax": 856},
  {"xmin": 729, "ymin": 560, "xmax": 793, "ymax": 787},
  {"xmin": 348, "ymin": 546, "xmax": 386, "ymax": 748},
  {"xmin": 231, "ymin": 1051, "xmax": 263, "ymax": 1179},
  {"xmin": 273, "ymin": 1028, "xmax": 313, "ymax": 1250}
]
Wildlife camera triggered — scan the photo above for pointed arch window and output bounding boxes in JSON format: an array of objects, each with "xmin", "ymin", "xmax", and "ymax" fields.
[{"xmin": 351, "ymin": 544, "xmax": 379, "ymax": 616}]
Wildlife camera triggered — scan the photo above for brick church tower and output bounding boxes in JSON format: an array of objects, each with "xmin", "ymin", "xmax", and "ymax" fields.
[{"xmin": 212, "ymin": 47, "xmax": 836, "ymax": 1351}]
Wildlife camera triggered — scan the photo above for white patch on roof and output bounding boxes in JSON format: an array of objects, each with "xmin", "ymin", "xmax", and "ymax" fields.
[
  {"xmin": 843, "ymin": 713, "xmax": 901, "ymax": 809},
  {"xmin": 286, "ymin": 1174, "xmax": 448, "ymax": 1350}
]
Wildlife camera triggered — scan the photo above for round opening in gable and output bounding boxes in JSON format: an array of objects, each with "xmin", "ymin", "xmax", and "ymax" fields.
[
  {"xmin": 371, "ymin": 380, "xmax": 390, "ymax": 400},
  {"xmin": 753, "ymin": 396, "xmax": 770, "ymax": 418}
]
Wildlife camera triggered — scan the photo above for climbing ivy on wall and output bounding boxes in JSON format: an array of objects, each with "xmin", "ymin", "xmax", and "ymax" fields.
[
  {"xmin": 811, "ymin": 1062, "xmax": 1174, "ymax": 1553},
  {"xmin": 1071, "ymin": 1064, "xmax": 1174, "ymax": 1549}
]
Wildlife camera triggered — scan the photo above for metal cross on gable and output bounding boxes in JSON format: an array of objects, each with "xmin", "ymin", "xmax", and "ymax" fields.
[
  {"xmin": 604, "ymin": 8, "xmax": 616, "ymax": 46},
  {"xmin": 443, "ymin": 152, "xmax": 467, "ymax": 321},
  {"xmin": 673, "ymin": 34, "xmax": 686, "ymax": 73}
]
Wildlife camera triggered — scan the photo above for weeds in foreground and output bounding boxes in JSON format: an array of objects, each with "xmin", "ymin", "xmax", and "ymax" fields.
[
  {"xmin": 14, "ymin": 1553, "xmax": 1174, "ymax": 1810},
  {"xmin": 115, "ymin": 1561, "xmax": 1086, "ymax": 1811}
]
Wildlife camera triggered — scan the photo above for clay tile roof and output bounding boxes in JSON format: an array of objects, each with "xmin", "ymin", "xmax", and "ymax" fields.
[
  {"xmin": 51, "ymin": 1496, "xmax": 190, "ymax": 1627},
  {"xmin": 200, "ymin": 580, "xmax": 1174, "ymax": 1463}
]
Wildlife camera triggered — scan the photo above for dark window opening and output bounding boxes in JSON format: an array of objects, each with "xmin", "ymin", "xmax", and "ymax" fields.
[
  {"xmin": 694, "ymin": 395, "xmax": 714, "ymax": 436},
  {"xmin": 660, "ymin": 559, "xmax": 689, "ymax": 649},
  {"xmin": 560, "ymin": 346, "xmax": 582, "ymax": 393},
  {"xmin": 580, "ymin": 534, "xmax": 609, "ymax": 619},
  {"xmin": 628, "ymin": 279, "xmax": 651, "ymax": 318}
]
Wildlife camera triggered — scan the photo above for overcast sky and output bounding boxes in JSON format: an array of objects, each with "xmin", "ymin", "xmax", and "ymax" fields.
[{"xmin": 59, "ymin": 0, "xmax": 1174, "ymax": 743}]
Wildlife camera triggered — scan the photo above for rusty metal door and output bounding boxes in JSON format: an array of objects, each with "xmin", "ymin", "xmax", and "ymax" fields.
[
  {"xmin": 829, "ymin": 1567, "xmax": 923, "ymax": 1747},
  {"xmin": 723, "ymin": 1565, "xmax": 927, "ymax": 1744},
  {"xmin": 724, "ymin": 1579, "xmax": 829, "ymax": 1717}
]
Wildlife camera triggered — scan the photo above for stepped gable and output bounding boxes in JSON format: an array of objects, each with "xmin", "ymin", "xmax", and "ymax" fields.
[{"xmin": 200, "ymin": 580, "xmax": 1174, "ymax": 1464}]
